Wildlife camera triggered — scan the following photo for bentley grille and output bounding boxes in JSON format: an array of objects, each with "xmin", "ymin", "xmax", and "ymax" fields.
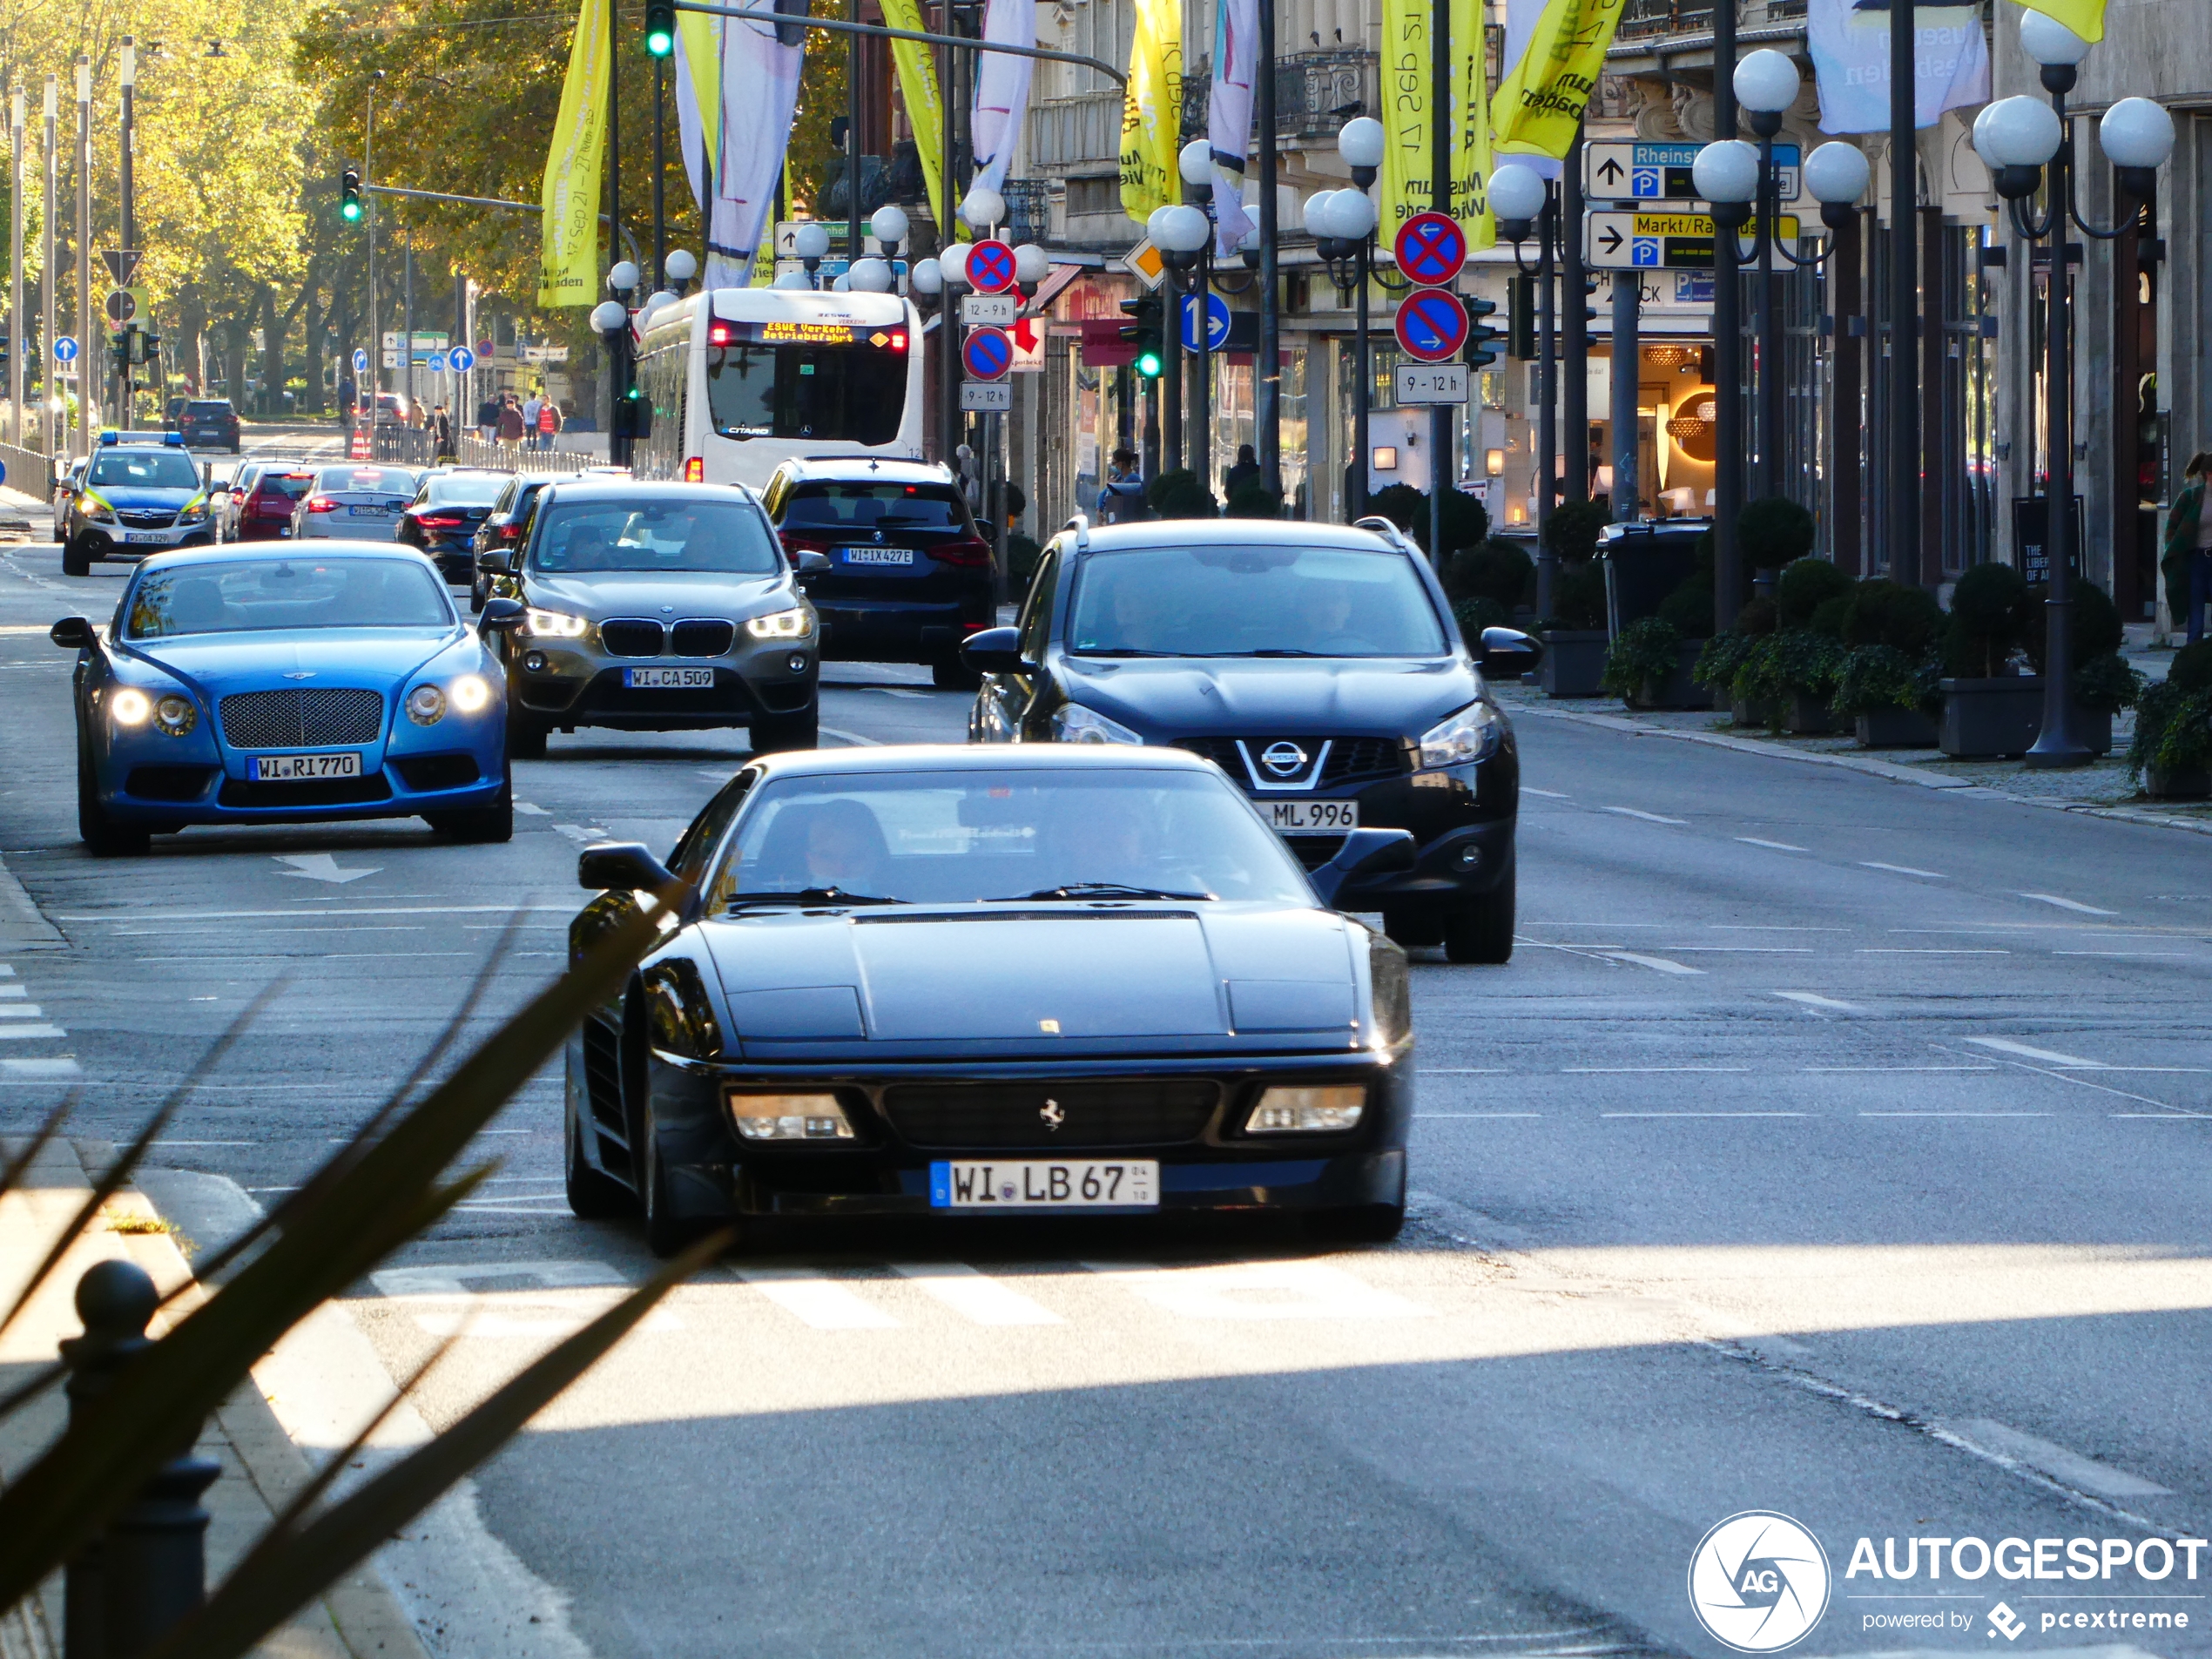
[{"xmin": 218, "ymin": 686, "xmax": 385, "ymax": 749}]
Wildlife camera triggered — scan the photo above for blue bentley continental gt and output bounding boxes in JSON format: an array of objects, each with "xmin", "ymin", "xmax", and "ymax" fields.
[{"xmin": 53, "ymin": 542, "xmax": 522, "ymax": 855}]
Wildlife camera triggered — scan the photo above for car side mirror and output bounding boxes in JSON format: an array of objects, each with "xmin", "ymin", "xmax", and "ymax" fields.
[
  {"xmin": 1478, "ymin": 625, "xmax": 1544, "ymax": 674},
  {"xmin": 478, "ymin": 597, "xmax": 526, "ymax": 635},
  {"xmin": 792, "ymin": 549, "xmax": 831, "ymax": 575},
  {"xmin": 50, "ymin": 617, "xmax": 95, "ymax": 651},
  {"xmin": 1306, "ymin": 827, "xmax": 1418, "ymax": 910},
  {"xmin": 579, "ymin": 841, "xmax": 675, "ymax": 893},
  {"xmin": 961, "ymin": 624, "xmax": 1032, "ymax": 676},
  {"xmin": 478, "ymin": 548, "xmax": 512, "ymax": 575}
]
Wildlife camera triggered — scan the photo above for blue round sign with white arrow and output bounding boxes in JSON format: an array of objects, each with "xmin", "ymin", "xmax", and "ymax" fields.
[
  {"xmin": 1181, "ymin": 293, "xmax": 1231, "ymax": 353},
  {"xmin": 52, "ymin": 336, "xmax": 79, "ymax": 363},
  {"xmin": 352, "ymin": 347, "xmax": 368, "ymax": 373},
  {"xmin": 448, "ymin": 346, "xmax": 476, "ymax": 373}
]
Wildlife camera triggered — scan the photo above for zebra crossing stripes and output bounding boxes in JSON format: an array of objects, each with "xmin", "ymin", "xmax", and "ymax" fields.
[{"xmin": 0, "ymin": 962, "xmax": 78, "ymax": 1073}]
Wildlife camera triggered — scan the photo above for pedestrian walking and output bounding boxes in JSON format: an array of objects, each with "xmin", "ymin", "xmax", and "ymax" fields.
[
  {"xmin": 496, "ymin": 395, "xmax": 526, "ymax": 452},
  {"xmin": 475, "ymin": 395, "xmax": 500, "ymax": 442},
  {"xmin": 1222, "ymin": 443, "xmax": 1261, "ymax": 502},
  {"xmin": 433, "ymin": 404, "xmax": 455, "ymax": 460},
  {"xmin": 2163, "ymin": 451, "xmax": 2212, "ymax": 644},
  {"xmin": 522, "ymin": 389, "xmax": 543, "ymax": 439},
  {"xmin": 537, "ymin": 397, "xmax": 562, "ymax": 452},
  {"xmin": 1095, "ymin": 449, "xmax": 1147, "ymax": 525}
]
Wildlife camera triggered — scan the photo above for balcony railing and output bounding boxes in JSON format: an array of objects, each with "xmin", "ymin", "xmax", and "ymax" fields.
[
  {"xmin": 1002, "ymin": 179, "xmax": 1053, "ymax": 246},
  {"xmin": 1025, "ymin": 49, "xmax": 1378, "ymax": 172},
  {"xmin": 1615, "ymin": 0, "xmax": 1804, "ymax": 44},
  {"xmin": 1273, "ymin": 50, "xmax": 1375, "ymax": 140},
  {"xmin": 1027, "ymin": 89, "xmax": 1123, "ymax": 172}
]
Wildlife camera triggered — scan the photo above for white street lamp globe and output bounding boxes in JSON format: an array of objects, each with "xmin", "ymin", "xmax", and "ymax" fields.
[
  {"xmin": 772, "ymin": 271, "xmax": 810, "ymax": 290},
  {"xmin": 1014, "ymin": 241, "xmax": 1050, "ymax": 282},
  {"xmin": 829, "ymin": 273, "xmax": 850, "ymax": 291},
  {"xmin": 1803, "ymin": 140, "xmax": 1871, "ymax": 206},
  {"xmin": 1332, "ymin": 189, "xmax": 1378, "ymax": 239},
  {"xmin": 664, "ymin": 249, "xmax": 698, "ymax": 283},
  {"xmin": 1157, "ymin": 203, "xmax": 1210, "ymax": 253},
  {"xmin": 589, "ymin": 299, "xmax": 628, "ymax": 333},
  {"xmin": 1732, "ymin": 49, "xmax": 1801, "ymax": 116},
  {"xmin": 961, "ymin": 186, "xmax": 1004, "ymax": 230},
  {"xmin": 1179, "ymin": 138, "xmax": 1214, "ymax": 186},
  {"xmin": 868, "ymin": 204, "xmax": 909, "ymax": 246},
  {"xmin": 1337, "ymin": 115, "xmax": 1386, "ymax": 170},
  {"xmin": 640, "ymin": 290, "xmax": 677, "ymax": 321},
  {"xmin": 1488, "ymin": 163, "xmax": 1547, "ymax": 225},
  {"xmin": 608, "ymin": 260, "xmax": 641, "ymax": 293},
  {"xmin": 910, "ymin": 257, "xmax": 943, "ymax": 296},
  {"xmin": 1302, "ymin": 190, "xmax": 1345, "ymax": 239},
  {"xmin": 1692, "ymin": 138, "xmax": 1761, "ymax": 205},
  {"xmin": 941, "ymin": 242, "xmax": 973, "ymax": 287},
  {"xmin": 2019, "ymin": 8, "xmax": 2091, "ymax": 66},
  {"xmin": 2100, "ymin": 96, "xmax": 2175, "ymax": 169},
  {"xmin": 1237, "ymin": 225, "xmax": 1262, "ymax": 255},
  {"xmin": 793, "ymin": 221, "xmax": 832, "ymax": 260},
  {"xmin": 1973, "ymin": 94, "xmax": 2063, "ymax": 168},
  {"xmin": 849, "ymin": 257, "xmax": 894, "ymax": 292},
  {"xmin": 1146, "ymin": 205, "xmax": 1178, "ymax": 244}
]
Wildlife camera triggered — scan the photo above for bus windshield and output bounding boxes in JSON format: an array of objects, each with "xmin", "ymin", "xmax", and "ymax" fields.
[{"xmin": 705, "ymin": 341, "xmax": 907, "ymax": 446}]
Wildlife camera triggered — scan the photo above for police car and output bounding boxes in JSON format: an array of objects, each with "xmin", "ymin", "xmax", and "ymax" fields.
[{"xmin": 60, "ymin": 432, "xmax": 220, "ymax": 577}]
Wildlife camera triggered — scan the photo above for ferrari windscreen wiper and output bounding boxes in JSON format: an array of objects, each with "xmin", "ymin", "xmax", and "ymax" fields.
[
  {"xmin": 991, "ymin": 882, "xmax": 1214, "ymax": 902},
  {"xmin": 724, "ymin": 888, "xmax": 907, "ymax": 908}
]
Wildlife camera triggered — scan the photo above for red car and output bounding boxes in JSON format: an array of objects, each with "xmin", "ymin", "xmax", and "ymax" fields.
[{"xmin": 231, "ymin": 467, "xmax": 316, "ymax": 541}]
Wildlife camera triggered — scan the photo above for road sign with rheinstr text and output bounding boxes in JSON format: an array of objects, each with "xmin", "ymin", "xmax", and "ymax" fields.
[{"xmin": 1583, "ymin": 140, "xmax": 1801, "ymax": 205}]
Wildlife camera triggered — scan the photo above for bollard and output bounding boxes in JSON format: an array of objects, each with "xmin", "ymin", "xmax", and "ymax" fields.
[{"xmin": 60, "ymin": 1258, "xmax": 219, "ymax": 1659}]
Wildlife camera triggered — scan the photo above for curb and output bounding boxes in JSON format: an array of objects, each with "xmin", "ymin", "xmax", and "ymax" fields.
[
  {"xmin": 1511, "ymin": 700, "xmax": 2212, "ymax": 838},
  {"xmin": 0, "ymin": 853, "xmax": 64, "ymax": 952}
]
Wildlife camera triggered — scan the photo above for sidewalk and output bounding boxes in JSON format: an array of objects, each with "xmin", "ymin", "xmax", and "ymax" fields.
[
  {"xmin": 0, "ymin": 1136, "xmax": 430, "ymax": 1659},
  {"xmin": 0, "ymin": 485, "xmax": 46, "ymax": 543}
]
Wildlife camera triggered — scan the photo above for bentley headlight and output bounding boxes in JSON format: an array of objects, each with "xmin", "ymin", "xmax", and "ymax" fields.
[
  {"xmin": 1050, "ymin": 703, "xmax": 1143, "ymax": 745},
  {"xmin": 523, "ymin": 606, "xmax": 588, "ymax": 638},
  {"xmin": 406, "ymin": 685, "xmax": 448, "ymax": 726},
  {"xmin": 449, "ymin": 674, "xmax": 492, "ymax": 713},
  {"xmin": 153, "ymin": 694, "xmax": 198, "ymax": 737},
  {"xmin": 1417, "ymin": 701, "xmax": 1502, "ymax": 769},
  {"xmin": 744, "ymin": 606, "xmax": 813, "ymax": 640},
  {"xmin": 110, "ymin": 687, "xmax": 152, "ymax": 726}
]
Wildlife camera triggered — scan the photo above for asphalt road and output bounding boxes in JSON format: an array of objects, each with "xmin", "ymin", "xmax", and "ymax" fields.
[{"xmin": 4, "ymin": 468, "xmax": 2211, "ymax": 1658}]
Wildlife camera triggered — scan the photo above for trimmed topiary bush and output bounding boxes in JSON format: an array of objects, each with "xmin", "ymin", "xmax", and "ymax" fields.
[
  {"xmin": 1777, "ymin": 556, "xmax": 1853, "ymax": 630},
  {"xmin": 1544, "ymin": 498, "xmax": 1611, "ymax": 564},
  {"xmin": 1453, "ymin": 595, "xmax": 1510, "ymax": 637},
  {"xmin": 1370, "ymin": 483, "xmax": 1490, "ymax": 559},
  {"xmin": 1843, "ymin": 579, "xmax": 1946, "ymax": 658},
  {"xmin": 1548, "ymin": 559, "xmax": 1608, "ymax": 631},
  {"xmin": 1831, "ymin": 644, "xmax": 1942, "ymax": 718},
  {"xmin": 1444, "ymin": 539, "xmax": 1534, "ymax": 610},
  {"xmin": 1739, "ymin": 496, "xmax": 1816, "ymax": 571},
  {"xmin": 1601, "ymin": 615, "xmax": 1684, "ymax": 699},
  {"xmin": 1225, "ymin": 482, "xmax": 1282, "ymax": 518},
  {"xmin": 1944, "ymin": 561, "xmax": 2030, "ymax": 678}
]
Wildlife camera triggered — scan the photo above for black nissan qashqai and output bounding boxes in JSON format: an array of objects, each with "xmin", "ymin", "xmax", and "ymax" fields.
[{"xmin": 962, "ymin": 516, "xmax": 1541, "ymax": 963}]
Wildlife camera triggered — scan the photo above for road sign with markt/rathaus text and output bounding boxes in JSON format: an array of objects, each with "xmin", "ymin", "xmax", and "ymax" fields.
[
  {"xmin": 1586, "ymin": 209, "xmax": 1805, "ymax": 271},
  {"xmin": 1583, "ymin": 140, "xmax": 1801, "ymax": 205}
]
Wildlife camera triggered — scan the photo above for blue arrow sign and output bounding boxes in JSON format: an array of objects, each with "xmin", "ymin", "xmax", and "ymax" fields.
[
  {"xmin": 448, "ymin": 346, "xmax": 476, "ymax": 373},
  {"xmin": 352, "ymin": 347, "xmax": 368, "ymax": 372},
  {"xmin": 1181, "ymin": 292, "xmax": 1231, "ymax": 352},
  {"xmin": 427, "ymin": 351, "xmax": 448, "ymax": 374},
  {"xmin": 52, "ymin": 336, "xmax": 78, "ymax": 363}
]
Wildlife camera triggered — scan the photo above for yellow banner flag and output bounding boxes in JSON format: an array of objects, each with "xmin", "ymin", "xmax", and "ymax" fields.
[
  {"xmin": 880, "ymin": 0, "xmax": 948, "ymax": 233},
  {"xmin": 2019, "ymin": 0, "xmax": 2106, "ymax": 43},
  {"xmin": 538, "ymin": 0, "xmax": 610, "ymax": 307},
  {"xmin": 1378, "ymin": 0, "xmax": 1494, "ymax": 249},
  {"xmin": 1119, "ymin": 0, "xmax": 1182, "ymax": 221},
  {"xmin": 1493, "ymin": 0, "xmax": 1629, "ymax": 160}
]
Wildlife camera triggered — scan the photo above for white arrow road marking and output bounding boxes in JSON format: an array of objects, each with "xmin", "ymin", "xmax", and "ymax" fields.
[
  {"xmin": 1596, "ymin": 950, "xmax": 1703, "ymax": 975},
  {"xmin": 1597, "ymin": 805, "xmax": 1687, "ymax": 825},
  {"xmin": 273, "ymin": 853, "xmax": 380, "ymax": 884},
  {"xmin": 2017, "ymin": 892, "xmax": 2119, "ymax": 915},
  {"xmin": 1772, "ymin": 990, "xmax": 1864, "ymax": 1013},
  {"xmin": 1964, "ymin": 1036, "xmax": 2110, "ymax": 1069}
]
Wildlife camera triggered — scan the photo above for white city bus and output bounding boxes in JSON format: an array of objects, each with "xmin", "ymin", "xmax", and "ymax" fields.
[{"xmin": 631, "ymin": 287, "xmax": 927, "ymax": 489}]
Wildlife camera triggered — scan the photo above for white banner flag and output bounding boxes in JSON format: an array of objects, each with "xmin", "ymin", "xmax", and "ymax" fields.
[
  {"xmin": 1206, "ymin": 0, "xmax": 1258, "ymax": 253},
  {"xmin": 970, "ymin": 0, "xmax": 1035, "ymax": 197},
  {"xmin": 1807, "ymin": 0, "xmax": 1988, "ymax": 133},
  {"xmin": 695, "ymin": 0, "xmax": 809, "ymax": 287}
]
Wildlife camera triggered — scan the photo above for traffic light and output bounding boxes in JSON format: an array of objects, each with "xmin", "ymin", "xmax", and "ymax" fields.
[
  {"xmin": 341, "ymin": 166, "xmax": 362, "ymax": 224},
  {"xmin": 1574, "ymin": 273, "xmax": 1599, "ymax": 352},
  {"xmin": 610, "ymin": 384, "xmax": 653, "ymax": 440},
  {"xmin": 644, "ymin": 0, "xmax": 675, "ymax": 57},
  {"xmin": 1119, "ymin": 296, "xmax": 1163, "ymax": 379},
  {"xmin": 1464, "ymin": 297, "xmax": 1502, "ymax": 369},
  {"xmin": 1507, "ymin": 274, "xmax": 1536, "ymax": 360}
]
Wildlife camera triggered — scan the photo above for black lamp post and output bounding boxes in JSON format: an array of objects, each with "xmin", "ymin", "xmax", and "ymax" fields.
[{"xmin": 1490, "ymin": 162, "xmax": 1555, "ymax": 610}]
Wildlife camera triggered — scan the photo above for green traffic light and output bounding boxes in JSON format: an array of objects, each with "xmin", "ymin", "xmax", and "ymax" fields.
[
  {"xmin": 341, "ymin": 200, "xmax": 361, "ymax": 222},
  {"xmin": 645, "ymin": 27, "xmax": 673, "ymax": 55},
  {"xmin": 1136, "ymin": 350, "xmax": 1163, "ymax": 379}
]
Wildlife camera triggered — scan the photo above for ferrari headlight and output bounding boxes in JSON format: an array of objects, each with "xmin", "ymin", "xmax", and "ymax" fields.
[
  {"xmin": 110, "ymin": 687, "xmax": 152, "ymax": 726},
  {"xmin": 523, "ymin": 606, "xmax": 588, "ymax": 638},
  {"xmin": 1244, "ymin": 1085, "xmax": 1366, "ymax": 1135},
  {"xmin": 726, "ymin": 1091, "xmax": 854, "ymax": 1141},
  {"xmin": 1050, "ymin": 703, "xmax": 1143, "ymax": 745},
  {"xmin": 1417, "ymin": 701, "xmax": 1503, "ymax": 769},
  {"xmin": 744, "ymin": 606, "xmax": 813, "ymax": 640},
  {"xmin": 153, "ymin": 694, "xmax": 198, "ymax": 737},
  {"xmin": 406, "ymin": 685, "xmax": 447, "ymax": 725},
  {"xmin": 448, "ymin": 674, "xmax": 492, "ymax": 713}
]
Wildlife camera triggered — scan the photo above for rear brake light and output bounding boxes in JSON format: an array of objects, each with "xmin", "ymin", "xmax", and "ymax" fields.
[
  {"xmin": 683, "ymin": 456, "xmax": 704, "ymax": 482},
  {"xmin": 418, "ymin": 513, "xmax": 463, "ymax": 528},
  {"xmin": 707, "ymin": 323, "xmax": 735, "ymax": 346},
  {"xmin": 498, "ymin": 523, "xmax": 522, "ymax": 541},
  {"xmin": 885, "ymin": 330, "xmax": 907, "ymax": 351},
  {"xmin": 779, "ymin": 533, "xmax": 831, "ymax": 554},
  {"xmin": 933, "ymin": 539, "xmax": 993, "ymax": 568},
  {"xmin": 306, "ymin": 496, "xmax": 336, "ymax": 513}
]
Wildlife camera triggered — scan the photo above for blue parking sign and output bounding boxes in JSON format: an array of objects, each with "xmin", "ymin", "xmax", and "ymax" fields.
[
  {"xmin": 1632, "ymin": 166, "xmax": 1661, "ymax": 197},
  {"xmin": 1631, "ymin": 238, "xmax": 1661, "ymax": 267}
]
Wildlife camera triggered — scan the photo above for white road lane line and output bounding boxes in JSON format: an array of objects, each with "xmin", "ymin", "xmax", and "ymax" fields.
[
  {"xmin": 890, "ymin": 1263, "xmax": 1062, "ymax": 1325},
  {"xmin": 0, "ymin": 985, "xmax": 24, "ymax": 997},
  {"xmin": 515, "ymin": 800, "xmax": 550, "ymax": 815},
  {"xmin": 1801, "ymin": 1064, "xmax": 1998, "ymax": 1073},
  {"xmin": 1085, "ymin": 1259, "xmax": 1431, "ymax": 1321},
  {"xmin": 1860, "ymin": 1112, "xmax": 2054, "ymax": 1118},
  {"xmin": 0, "ymin": 1005, "xmax": 44, "ymax": 1019},
  {"xmin": 1772, "ymin": 991, "xmax": 1865, "ymax": 1013},
  {"xmin": 0, "ymin": 1025, "xmax": 68, "ymax": 1040},
  {"xmin": 1, "ymin": 1058, "xmax": 80, "ymax": 1077},
  {"xmin": 1860, "ymin": 860, "xmax": 1948, "ymax": 878},
  {"xmin": 2018, "ymin": 892, "xmax": 2120, "ymax": 915},
  {"xmin": 819, "ymin": 727, "xmax": 884, "ymax": 746},
  {"xmin": 54, "ymin": 904, "xmax": 575, "ymax": 921},
  {"xmin": 1521, "ymin": 786, "xmax": 1570, "ymax": 799},
  {"xmin": 1564, "ymin": 1065, "xmax": 1750, "ymax": 1074},
  {"xmin": 1963, "ymin": 1036, "xmax": 2109, "ymax": 1069},
  {"xmin": 1595, "ymin": 950, "xmax": 1703, "ymax": 975},
  {"xmin": 1857, "ymin": 948, "xmax": 2009, "ymax": 954},
  {"xmin": 552, "ymin": 824, "xmax": 610, "ymax": 843},
  {"xmin": 1940, "ymin": 1418, "xmax": 2173, "ymax": 1499},
  {"xmin": 1662, "ymin": 947, "xmax": 1814, "ymax": 953},
  {"xmin": 1735, "ymin": 836, "xmax": 1809, "ymax": 852},
  {"xmin": 731, "ymin": 1266, "xmax": 900, "ymax": 1329},
  {"xmin": 1603, "ymin": 1112, "xmax": 1811, "ymax": 1119},
  {"xmin": 1417, "ymin": 1068, "xmax": 1510, "ymax": 1074},
  {"xmin": 1597, "ymin": 806, "xmax": 1689, "ymax": 825}
]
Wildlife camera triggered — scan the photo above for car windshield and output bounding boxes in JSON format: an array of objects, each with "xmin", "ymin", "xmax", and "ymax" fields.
[
  {"xmin": 709, "ymin": 768, "xmax": 1311, "ymax": 908},
  {"xmin": 318, "ymin": 467, "xmax": 405, "ymax": 495},
  {"xmin": 257, "ymin": 474, "xmax": 314, "ymax": 500},
  {"xmin": 126, "ymin": 558, "xmax": 454, "ymax": 638},
  {"xmin": 782, "ymin": 482, "xmax": 965, "ymax": 530},
  {"xmin": 531, "ymin": 498, "xmax": 779, "ymax": 575},
  {"xmin": 86, "ymin": 450, "xmax": 200, "ymax": 491},
  {"xmin": 423, "ymin": 473, "xmax": 506, "ymax": 507},
  {"xmin": 705, "ymin": 338, "xmax": 907, "ymax": 444},
  {"xmin": 1068, "ymin": 544, "xmax": 1447, "ymax": 658},
  {"xmin": 186, "ymin": 401, "xmax": 231, "ymax": 415}
]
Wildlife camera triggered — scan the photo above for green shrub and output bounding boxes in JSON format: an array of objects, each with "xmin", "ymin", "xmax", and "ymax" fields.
[
  {"xmin": 1694, "ymin": 631, "xmax": 1757, "ymax": 692},
  {"xmin": 1147, "ymin": 468, "xmax": 1217, "ymax": 518},
  {"xmin": 1659, "ymin": 579, "xmax": 1716, "ymax": 637},
  {"xmin": 1843, "ymin": 579, "xmax": 1945, "ymax": 658},
  {"xmin": 2127, "ymin": 681, "xmax": 2212, "ymax": 780},
  {"xmin": 2073, "ymin": 651, "xmax": 2144, "ymax": 714},
  {"xmin": 1777, "ymin": 556, "xmax": 1853, "ymax": 629},
  {"xmin": 2171, "ymin": 639, "xmax": 2212, "ymax": 694},
  {"xmin": 1831, "ymin": 644, "xmax": 1939, "ymax": 718},
  {"xmin": 1370, "ymin": 482, "xmax": 1490, "ymax": 559},
  {"xmin": 1543, "ymin": 499, "xmax": 1611, "ymax": 564},
  {"xmin": 1224, "ymin": 482, "xmax": 1282, "ymax": 518},
  {"xmin": 1445, "ymin": 539, "xmax": 1533, "ymax": 610},
  {"xmin": 1548, "ymin": 559, "xmax": 1608, "ymax": 631},
  {"xmin": 1739, "ymin": 496, "xmax": 1816, "ymax": 570},
  {"xmin": 1453, "ymin": 595, "xmax": 1509, "ymax": 637},
  {"xmin": 1807, "ymin": 595, "xmax": 1851, "ymax": 639},
  {"xmin": 1601, "ymin": 615, "xmax": 1683, "ymax": 698},
  {"xmin": 1733, "ymin": 631, "xmax": 1845, "ymax": 721},
  {"xmin": 1736, "ymin": 596, "xmax": 1778, "ymax": 636},
  {"xmin": 2020, "ymin": 579, "xmax": 2124, "ymax": 673},
  {"xmin": 1944, "ymin": 561, "xmax": 2029, "ymax": 678}
]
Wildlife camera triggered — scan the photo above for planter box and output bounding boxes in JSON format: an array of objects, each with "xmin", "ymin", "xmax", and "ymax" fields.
[
  {"xmin": 1854, "ymin": 705, "xmax": 1939, "ymax": 749},
  {"xmin": 2146, "ymin": 765, "xmax": 2212, "ymax": 800},
  {"xmin": 1784, "ymin": 693, "xmax": 1838, "ymax": 736},
  {"xmin": 1729, "ymin": 697, "xmax": 1777, "ymax": 728},
  {"xmin": 1539, "ymin": 630, "xmax": 1608, "ymax": 698},
  {"xmin": 2070, "ymin": 705, "xmax": 2114, "ymax": 758},
  {"xmin": 1940, "ymin": 677, "xmax": 2041, "ymax": 758},
  {"xmin": 1627, "ymin": 641, "xmax": 1709, "ymax": 711}
]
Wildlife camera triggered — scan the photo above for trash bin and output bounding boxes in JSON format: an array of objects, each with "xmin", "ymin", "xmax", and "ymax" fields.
[{"xmin": 1598, "ymin": 522, "xmax": 1705, "ymax": 637}]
